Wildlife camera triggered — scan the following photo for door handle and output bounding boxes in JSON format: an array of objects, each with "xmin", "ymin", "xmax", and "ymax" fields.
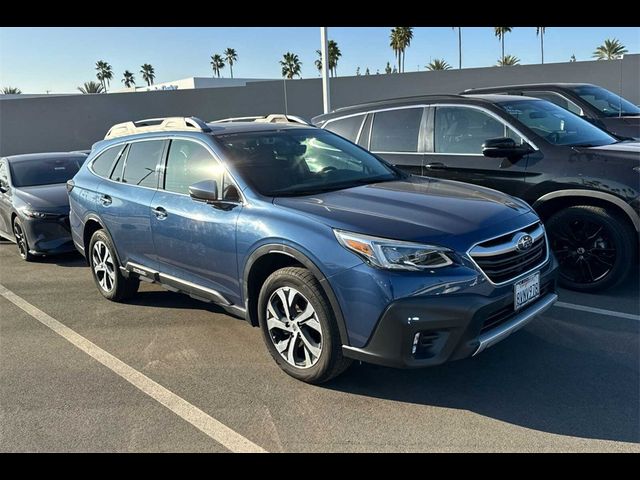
[
  {"xmin": 100, "ymin": 194, "xmax": 112, "ymax": 206},
  {"xmin": 152, "ymin": 206, "xmax": 168, "ymax": 220},
  {"xmin": 425, "ymin": 162, "xmax": 446, "ymax": 170}
]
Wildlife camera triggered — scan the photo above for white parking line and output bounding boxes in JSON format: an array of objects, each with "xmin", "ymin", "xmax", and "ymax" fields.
[
  {"xmin": 553, "ymin": 301, "xmax": 640, "ymax": 321},
  {"xmin": 0, "ymin": 283, "xmax": 267, "ymax": 453}
]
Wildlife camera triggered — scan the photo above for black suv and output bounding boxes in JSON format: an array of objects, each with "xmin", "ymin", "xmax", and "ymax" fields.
[
  {"xmin": 463, "ymin": 83, "xmax": 640, "ymax": 140},
  {"xmin": 313, "ymin": 94, "xmax": 640, "ymax": 292}
]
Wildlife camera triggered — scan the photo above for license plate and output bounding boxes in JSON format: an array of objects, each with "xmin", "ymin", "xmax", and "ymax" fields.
[{"xmin": 514, "ymin": 272, "xmax": 540, "ymax": 311}]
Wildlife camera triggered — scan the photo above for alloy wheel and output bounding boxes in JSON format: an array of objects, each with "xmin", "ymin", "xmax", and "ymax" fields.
[
  {"xmin": 92, "ymin": 240, "xmax": 116, "ymax": 292},
  {"xmin": 13, "ymin": 221, "xmax": 28, "ymax": 259},
  {"xmin": 266, "ymin": 286, "xmax": 323, "ymax": 369}
]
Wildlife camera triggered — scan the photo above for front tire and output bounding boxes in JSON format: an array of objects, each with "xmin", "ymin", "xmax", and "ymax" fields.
[
  {"xmin": 258, "ymin": 267, "xmax": 352, "ymax": 383},
  {"xmin": 546, "ymin": 205, "xmax": 636, "ymax": 292},
  {"xmin": 13, "ymin": 217, "xmax": 35, "ymax": 262},
  {"xmin": 88, "ymin": 229, "xmax": 139, "ymax": 301}
]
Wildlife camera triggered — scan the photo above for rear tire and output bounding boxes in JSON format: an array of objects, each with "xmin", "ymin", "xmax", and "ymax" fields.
[
  {"xmin": 88, "ymin": 229, "xmax": 139, "ymax": 301},
  {"xmin": 545, "ymin": 205, "xmax": 636, "ymax": 292},
  {"xmin": 13, "ymin": 217, "xmax": 35, "ymax": 262},
  {"xmin": 258, "ymin": 267, "xmax": 352, "ymax": 383}
]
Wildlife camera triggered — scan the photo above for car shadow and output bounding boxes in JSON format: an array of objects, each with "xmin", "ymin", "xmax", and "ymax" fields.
[
  {"xmin": 126, "ymin": 289, "xmax": 239, "ymax": 317},
  {"xmin": 324, "ymin": 319, "xmax": 639, "ymax": 444},
  {"xmin": 35, "ymin": 251, "xmax": 87, "ymax": 268}
]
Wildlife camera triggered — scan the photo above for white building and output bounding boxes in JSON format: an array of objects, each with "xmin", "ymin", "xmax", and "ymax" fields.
[{"xmin": 117, "ymin": 77, "xmax": 274, "ymax": 93}]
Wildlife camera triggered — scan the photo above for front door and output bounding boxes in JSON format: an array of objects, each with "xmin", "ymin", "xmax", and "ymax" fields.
[
  {"xmin": 424, "ymin": 105, "xmax": 530, "ymax": 197},
  {"xmin": 150, "ymin": 138, "xmax": 242, "ymax": 304}
]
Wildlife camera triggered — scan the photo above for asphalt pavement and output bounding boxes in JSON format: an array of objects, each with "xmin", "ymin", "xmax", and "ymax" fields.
[{"xmin": 0, "ymin": 239, "xmax": 638, "ymax": 452}]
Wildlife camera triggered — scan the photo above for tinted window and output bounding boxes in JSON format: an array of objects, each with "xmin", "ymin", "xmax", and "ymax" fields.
[
  {"xmin": 218, "ymin": 129, "xmax": 399, "ymax": 197},
  {"xmin": 571, "ymin": 85, "xmax": 640, "ymax": 117},
  {"xmin": 8, "ymin": 156, "xmax": 84, "ymax": 187},
  {"xmin": 324, "ymin": 115, "xmax": 364, "ymax": 142},
  {"xmin": 371, "ymin": 108, "xmax": 422, "ymax": 152},
  {"xmin": 164, "ymin": 140, "xmax": 220, "ymax": 195},
  {"xmin": 358, "ymin": 115, "xmax": 373, "ymax": 148},
  {"xmin": 435, "ymin": 106, "xmax": 524, "ymax": 154},
  {"xmin": 91, "ymin": 145, "xmax": 124, "ymax": 178},
  {"xmin": 526, "ymin": 91, "xmax": 583, "ymax": 116},
  {"xmin": 498, "ymin": 99, "xmax": 616, "ymax": 147},
  {"xmin": 110, "ymin": 145, "xmax": 127, "ymax": 182},
  {"xmin": 122, "ymin": 140, "xmax": 163, "ymax": 188}
]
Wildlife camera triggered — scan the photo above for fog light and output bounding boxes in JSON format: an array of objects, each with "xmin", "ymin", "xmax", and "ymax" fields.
[{"xmin": 412, "ymin": 332, "xmax": 420, "ymax": 354}]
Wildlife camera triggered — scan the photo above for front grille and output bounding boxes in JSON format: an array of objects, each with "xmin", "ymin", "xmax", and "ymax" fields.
[
  {"xmin": 469, "ymin": 222, "xmax": 548, "ymax": 284},
  {"xmin": 480, "ymin": 280, "xmax": 552, "ymax": 334}
]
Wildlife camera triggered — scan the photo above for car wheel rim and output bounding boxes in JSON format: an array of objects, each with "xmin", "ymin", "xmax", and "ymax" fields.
[
  {"xmin": 13, "ymin": 222, "xmax": 27, "ymax": 259},
  {"xmin": 266, "ymin": 286, "xmax": 323, "ymax": 369},
  {"xmin": 549, "ymin": 217, "xmax": 616, "ymax": 285},
  {"xmin": 92, "ymin": 240, "xmax": 116, "ymax": 292}
]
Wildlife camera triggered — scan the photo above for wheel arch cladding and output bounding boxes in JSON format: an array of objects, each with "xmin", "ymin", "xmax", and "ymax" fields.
[{"xmin": 243, "ymin": 244, "xmax": 351, "ymax": 346}]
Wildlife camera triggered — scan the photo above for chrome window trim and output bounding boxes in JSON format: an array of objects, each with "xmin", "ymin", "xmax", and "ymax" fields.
[
  {"xmin": 354, "ymin": 115, "xmax": 367, "ymax": 144},
  {"xmin": 466, "ymin": 220, "xmax": 550, "ymax": 286}
]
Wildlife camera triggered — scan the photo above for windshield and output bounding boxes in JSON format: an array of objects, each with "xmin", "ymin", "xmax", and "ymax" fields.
[
  {"xmin": 497, "ymin": 99, "xmax": 617, "ymax": 147},
  {"xmin": 9, "ymin": 156, "xmax": 84, "ymax": 188},
  {"xmin": 570, "ymin": 85, "xmax": 640, "ymax": 117},
  {"xmin": 216, "ymin": 129, "xmax": 402, "ymax": 196}
]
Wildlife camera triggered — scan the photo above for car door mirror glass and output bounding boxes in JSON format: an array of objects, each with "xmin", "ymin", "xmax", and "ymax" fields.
[{"xmin": 189, "ymin": 179, "xmax": 218, "ymax": 203}]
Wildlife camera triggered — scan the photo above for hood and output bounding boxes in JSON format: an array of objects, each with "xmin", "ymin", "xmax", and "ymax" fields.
[
  {"xmin": 601, "ymin": 117, "xmax": 640, "ymax": 140},
  {"xmin": 13, "ymin": 183, "xmax": 70, "ymax": 212},
  {"xmin": 274, "ymin": 176, "xmax": 536, "ymax": 250},
  {"xmin": 586, "ymin": 141, "xmax": 640, "ymax": 154}
]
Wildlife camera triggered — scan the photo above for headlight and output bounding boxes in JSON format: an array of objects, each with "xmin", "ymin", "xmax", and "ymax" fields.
[
  {"xmin": 21, "ymin": 208, "xmax": 55, "ymax": 219},
  {"xmin": 334, "ymin": 229, "xmax": 454, "ymax": 270}
]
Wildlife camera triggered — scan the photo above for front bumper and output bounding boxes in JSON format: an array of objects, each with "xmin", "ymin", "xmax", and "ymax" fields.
[
  {"xmin": 342, "ymin": 268, "xmax": 558, "ymax": 368},
  {"xmin": 21, "ymin": 215, "xmax": 75, "ymax": 256}
]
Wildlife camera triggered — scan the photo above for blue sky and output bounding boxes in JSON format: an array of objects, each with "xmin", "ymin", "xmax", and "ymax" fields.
[{"xmin": 1, "ymin": 27, "xmax": 638, "ymax": 94}]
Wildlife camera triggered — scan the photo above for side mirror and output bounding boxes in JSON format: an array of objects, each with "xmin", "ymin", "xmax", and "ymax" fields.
[
  {"xmin": 189, "ymin": 179, "xmax": 218, "ymax": 203},
  {"xmin": 482, "ymin": 137, "xmax": 531, "ymax": 159},
  {"xmin": 0, "ymin": 182, "xmax": 8, "ymax": 194}
]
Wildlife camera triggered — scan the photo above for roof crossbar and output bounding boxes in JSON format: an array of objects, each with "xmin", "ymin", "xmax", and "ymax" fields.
[
  {"xmin": 104, "ymin": 116, "xmax": 212, "ymax": 139},
  {"xmin": 210, "ymin": 114, "xmax": 310, "ymax": 125}
]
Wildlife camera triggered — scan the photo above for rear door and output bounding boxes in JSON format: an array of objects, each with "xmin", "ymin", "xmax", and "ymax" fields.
[
  {"xmin": 98, "ymin": 139, "xmax": 165, "ymax": 269},
  {"xmin": 424, "ymin": 104, "xmax": 530, "ymax": 197},
  {"xmin": 367, "ymin": 107, "xmax": 426, "ymax": 175}
]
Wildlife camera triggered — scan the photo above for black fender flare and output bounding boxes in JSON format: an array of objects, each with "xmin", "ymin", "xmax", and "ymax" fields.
[
  {"xmin": 82, "ymin": 214, "xmax": 126, "ymax": 268},
  {"xmin": 243, "ymin": 243, "xmax": 351, "ymax": 346}
]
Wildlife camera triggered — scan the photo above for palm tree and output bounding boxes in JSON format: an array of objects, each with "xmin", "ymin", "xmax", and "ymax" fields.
[
  {"xmin": 140, "ymin": 64, "xmax": 155, "ymax": 86},
  {"xmin": 497, "ymin": 55, "xmax": 520, "ymax": 66},
  {"xmin": 314, "ymin": 40, "xmax": 342, "ymax": 77},
  {"xmin": 452, "ymin": 27, "xmax": 462, "ymax": 69},
  {"xmin": 385, "ymin": 62, "xmax": 392, "ymax": 74},
  {"xmin": 593, "ymin": 38, "xmax": 628, "ymax": 60},
  {"xmin": 121, "ymin": 70, "xmax": 135, "ymax": 88},
  {"xmin": 1, "ymin": 86, "xmax": 21, "ymax": 94},
  {"xmin": 494, "ymin": 27, "xmax": 513, "ymax": 66},
  {"xmin": 427, "ymin": 59, "xmax": 452, "ymax": 71},
  {"xmin": 280, "ymin": 52, "xmax": 302, "ymax": 79},
  {"xmin": 77, "ymin": 81, "xmax": 104, "ymax": 94},
  {"xmin": 365, "ymin": 68, "xmax": 370, "ymax": 75},
  {"xmin": 390, "ymin": 27, "xmax": 413, "ymax": 73},
  {"xmin": 224, "ymin": 48, "xmax": 238, "ymax": 78},
  {"xmin": 570, "ymin": 54, "xmax": 577, "ymax": 62},
  {"xmin": 536, "ymin": 27, "xmax": 546, "ymax": 64},
  {"xmin": 210, "ymin": 54, "xmax": 225, "ymax": 78},
  {"xmin": 95, "ymin": 60, "xmax": 113, "ymax": 92}
]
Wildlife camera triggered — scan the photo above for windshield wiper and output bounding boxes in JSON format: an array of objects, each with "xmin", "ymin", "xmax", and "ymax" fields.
[{"xmin": 270, "ymin": 175, "xmax": 398, "ymax": 197}]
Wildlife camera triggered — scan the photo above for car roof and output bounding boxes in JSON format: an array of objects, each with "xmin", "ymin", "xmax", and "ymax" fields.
[
  {"xmin": 4, "ymin": 152, "xmax": 88, "ymax": 163},
  {"xmin": 205, "ymin": 121, "xmax": 316, "ymax": 136},
  {"xmin": 462, "ymin": 83, "xmax": 594, "ymax": 94}
]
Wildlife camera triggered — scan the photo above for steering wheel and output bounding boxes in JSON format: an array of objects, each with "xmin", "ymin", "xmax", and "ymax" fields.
[
  {"xmin": 545, "ymin": 131, "xmax": 561, "ymax": 143},
  {"xmin": 319, "ymin": 166, "xmax": 337, "ymax": 174}
]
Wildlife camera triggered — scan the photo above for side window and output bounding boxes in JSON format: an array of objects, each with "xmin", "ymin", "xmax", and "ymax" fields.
[
  {"xmin": 122, "ymin": 140, "xmax": 163, "ymax": 188},
  {"xmin": 324, "ymin": 115, "xmax": 365, "ymax": 142},
  {"xmin": 164, "ymin": 139, "xmax": 222, "ymax": 196},
  {"xmin": 357, "ymin": 114, "xmax": 373, "ymax": 148},
  {"xmin": 110, "ymin": 145, "xmax": 128, "ymax": 182},
  {"xmin": 434, "ymin": 106, "xmax": 524, "ymax": 154},
  {"xmin": 527, "ymin": 91, "xmax": 584, "ymax": 116},
  {"xmin": 370, "ymin": 108, "xmax": 422, "ymax": 152},
  {"xmin": 91, "ymin": 145, "xmax": 124, "ymax": 178}
]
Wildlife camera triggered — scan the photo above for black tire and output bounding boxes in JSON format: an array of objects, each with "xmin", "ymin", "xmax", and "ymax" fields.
[
  {"xmin": 88, "ymin": 229, "xmax": 139, "ymax": 301},
  {"xmin": 13, "ymin": 217, "xmax": 35, "ymax": 262},
  {"xmin": 546, "ymin": 205, "xmax": 636, "ymax": 292},
  {"xmin": 257, "ymin": 267, "xmax": 352, "ymax": 384}
]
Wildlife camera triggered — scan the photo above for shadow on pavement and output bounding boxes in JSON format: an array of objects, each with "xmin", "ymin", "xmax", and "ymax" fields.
[
  {"xmin": 35, "ymin": 251, "xmax": 86, "ymax": 268},
  {"xmin": 326, "ymin": 318, "xmax": 639, "ymax": 444}
]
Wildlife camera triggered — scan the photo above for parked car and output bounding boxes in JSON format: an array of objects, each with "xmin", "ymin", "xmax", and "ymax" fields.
[
  {"xmin": 68, "ymin": 116, "xmax": 558, "ymax": 383},
  {"xmin": 0, "ymin": 152, "xmax": 87, "ymax": 261},
  {"xmin": 312, "ymin": 94, "xmax": 640, "ymax": 292},
  {"xmin": 462, "ymin": 83, "xmax": 640, "ymax": 140}
]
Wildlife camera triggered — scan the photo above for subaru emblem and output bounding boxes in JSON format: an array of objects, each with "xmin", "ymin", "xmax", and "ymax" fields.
[{"xmin": 514, "ymin": 232, "xmax": 534, "ymax": 252}]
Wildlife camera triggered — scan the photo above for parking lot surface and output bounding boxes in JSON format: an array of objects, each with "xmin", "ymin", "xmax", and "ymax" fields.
[{"xmin": 1, "ymin": 240, "xmax": 638, "ymax": 452}]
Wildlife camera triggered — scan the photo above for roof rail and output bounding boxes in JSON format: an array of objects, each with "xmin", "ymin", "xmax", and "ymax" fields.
[
  {"xmin": 210, "ymin": 114, "xmax": 310, "ymax": 126},
  {"xmin": 104, "ymin": 116, "xmax": 212, "ymax": 139}
]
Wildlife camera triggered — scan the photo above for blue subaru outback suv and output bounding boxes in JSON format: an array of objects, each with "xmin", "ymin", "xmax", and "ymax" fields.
[{"xmin": 68, "ymin": 116, "xmax": 558, "ymax": 383}]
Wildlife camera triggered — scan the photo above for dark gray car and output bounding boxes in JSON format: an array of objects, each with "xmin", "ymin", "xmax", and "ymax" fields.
[{"xmin": 0, "ymin": 152, "xmax": 86, "ymax": 261}]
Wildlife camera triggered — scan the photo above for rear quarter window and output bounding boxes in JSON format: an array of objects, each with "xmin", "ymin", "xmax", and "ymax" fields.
[
  {"xmin": 90, "ymin": 145, "xmax": 125, "ymax": 178},
  {"xmin": 324, "ymin": 115, "xmax": 365, "ymax": 142}
]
